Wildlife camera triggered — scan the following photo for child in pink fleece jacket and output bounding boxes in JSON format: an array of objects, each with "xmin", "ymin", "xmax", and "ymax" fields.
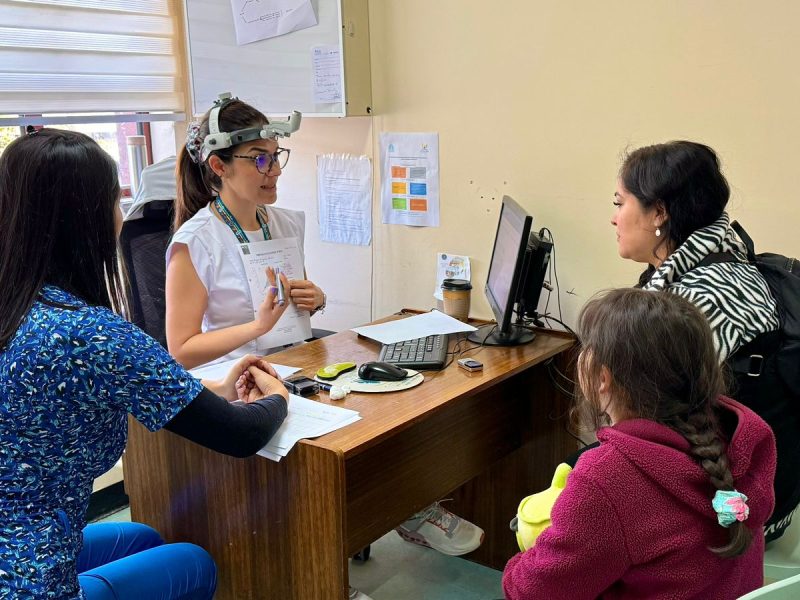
[{"xmin": 503, "ymin": 288, "xmax": 776, "ymax": 600}]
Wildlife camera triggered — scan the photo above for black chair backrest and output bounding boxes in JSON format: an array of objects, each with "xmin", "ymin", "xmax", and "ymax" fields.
[{"xmin": 120, "ymin": 200, "xmax": 174, "ymax": 348}]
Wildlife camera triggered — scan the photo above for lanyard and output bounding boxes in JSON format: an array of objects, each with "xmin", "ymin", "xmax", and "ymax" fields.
[{"xmin": 213, "ymin": 196, "xmax": 271, "ymax": 243}]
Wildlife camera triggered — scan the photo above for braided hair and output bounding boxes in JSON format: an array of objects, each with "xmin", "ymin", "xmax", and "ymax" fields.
[
  {"xmin": 671, "ymin": 411, "xmax": 751, "ymax": 557},
  {"xmin": 574, "ymin": 288, "xmax": 751, "ymax": 557}
]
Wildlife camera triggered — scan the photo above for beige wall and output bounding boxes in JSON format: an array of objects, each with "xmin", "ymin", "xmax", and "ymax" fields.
[
  {"xmin": 273, "ymin": 117, "xmax": 374, "ymax": 331},
  {"xmin": 367, "ymin": 0, "xmax": 800, "ymax": 325},
  {"xmin": 177, "ymin": 0, "xmax": 800, "ymax": 329}
]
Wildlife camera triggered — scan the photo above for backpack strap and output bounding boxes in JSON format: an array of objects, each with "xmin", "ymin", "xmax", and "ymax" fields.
[
  {"xmin": 697, "ymin": 252, "xmax": 739, "ymax": 268},
  {"xmin": 731, "ymin": 220, "xmax": 757, "ymax": 262},
  {"xmin": 729, "ymin": 329, "xmax": 782, "ymax": 377},
  {"xmin": 697, "ymin": 219, "xmax": 758, "ymax": 268}
]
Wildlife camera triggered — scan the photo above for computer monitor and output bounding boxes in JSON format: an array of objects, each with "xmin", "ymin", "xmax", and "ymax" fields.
[{"xmin": 467, "ymin": 196, "xmax": 552, "ymax": 346}]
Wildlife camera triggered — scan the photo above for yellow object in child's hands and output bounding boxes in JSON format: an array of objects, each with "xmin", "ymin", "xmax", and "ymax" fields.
[{"xmin": 514, "ymin": 462, "xmax": 572, "ymax": 551}]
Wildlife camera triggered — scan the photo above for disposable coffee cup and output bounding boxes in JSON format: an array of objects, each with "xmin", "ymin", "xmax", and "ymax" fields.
[{"xmin": 441, "ymin": 278, "xmax": 472, "ymax": 321}]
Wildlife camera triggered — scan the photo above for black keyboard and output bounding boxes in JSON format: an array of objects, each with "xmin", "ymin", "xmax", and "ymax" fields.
[{"xmin": 379, "ymin": 334, "xmax": 449, "ymax": 370}]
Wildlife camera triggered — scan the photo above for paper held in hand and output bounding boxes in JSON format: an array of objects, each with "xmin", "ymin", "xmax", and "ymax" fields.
[{"xmin": 238, "ymin": 237, "xmax": 312, "ymax": 348}]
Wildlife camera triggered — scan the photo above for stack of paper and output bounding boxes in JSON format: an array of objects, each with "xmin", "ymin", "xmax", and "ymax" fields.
[
  {"xmin": 190, "ymin": 357, "xmax": 301, "ymax": 381},
  {"xmin": 258, "ymin": 394, "xmax": 361, "ymax": 461},
  {"xmin": 189, "ymin": 358, "xmax": 361, "ymax": 462},
  {"xmin": 351, "ymin": 309, "xmax": 477, "ymax": 345}
]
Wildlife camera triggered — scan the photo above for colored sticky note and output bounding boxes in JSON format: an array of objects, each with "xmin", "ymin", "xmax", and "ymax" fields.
[
  {"xmin": 392, "ymin": 182, "xmax": 408, "ymax": 194},
  {"xmin": 392, "ymin": 197, "xmax": 408, "ymax": 210},
  {"xmin": 392, "ymin": 166, "xmax": 408, "ymax": 178},
  {"xmin": 409, "ymin": 182, "xmax": 427, "ymax": 195},
  {"xmin": 409, "ymin": 198, "xmax": 427, "ymax": 211}
]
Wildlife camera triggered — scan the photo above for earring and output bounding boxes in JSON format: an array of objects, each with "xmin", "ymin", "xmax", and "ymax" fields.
[{"xmin": 655, "ymin": 227, "xmax": 661, "ymax": 237}]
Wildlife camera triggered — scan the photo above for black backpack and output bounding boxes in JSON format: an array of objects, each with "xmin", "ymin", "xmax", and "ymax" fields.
[
  {"xmin": 700, "ymin": 221, "xmax": 800, "ymax": 540},
  {"xmin": 701, "ymin": 221, "xmax": 800, "ymax": 395}
]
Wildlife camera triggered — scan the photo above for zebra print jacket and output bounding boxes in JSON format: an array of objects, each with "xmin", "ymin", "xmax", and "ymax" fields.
[{"xmin": 642, "ymin": 212, "xmax": 780, "ymax": 361}]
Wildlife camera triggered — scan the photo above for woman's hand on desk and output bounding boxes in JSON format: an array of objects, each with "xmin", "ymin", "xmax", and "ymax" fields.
[
  {"xmin": 287, "ymin": 278, "xmax": 324, "ymax": 313},
  {"xmin": 254, "ymin": 268, "xmax": 291, "ymax": 335},
  {"xmin": 205, "ymin": 355, "xmax": 272, "ymax": 401},
  {"xmin": 236, "ymin": 364, "xmax": 289, "ymax": 403}
]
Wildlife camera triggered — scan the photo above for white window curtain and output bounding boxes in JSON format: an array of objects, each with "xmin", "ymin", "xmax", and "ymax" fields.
[{"xmin": 0, "ymin": 0, "xmax": 185, "ymax": 122}]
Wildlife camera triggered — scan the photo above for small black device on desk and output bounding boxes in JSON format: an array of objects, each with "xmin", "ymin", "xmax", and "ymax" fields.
[
  {"xmin": 378, "ymin": 334, "xmax": 449, "ymax": 370},
  {"xmin": 457, "ymin": 358, "xmax": 483, "ymax": 372},
  {"xmin": 283, "ymin": 374, "xmax": 320, "ymax": 397}
]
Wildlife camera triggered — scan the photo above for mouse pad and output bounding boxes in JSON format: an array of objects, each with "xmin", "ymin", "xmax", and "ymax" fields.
[{"xmin": 314, "ymin": 368, "xmax": 424, "ymax": 393}]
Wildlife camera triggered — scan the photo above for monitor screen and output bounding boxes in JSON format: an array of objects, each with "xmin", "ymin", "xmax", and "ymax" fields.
[{"xmin": 485, "ymin": 196, "xmax": 532, "ymax": 332}]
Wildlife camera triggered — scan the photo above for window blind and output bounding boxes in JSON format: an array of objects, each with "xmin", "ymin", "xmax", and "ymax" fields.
[{"xmin": 0, "ymin": 0, "xmax": 185, "ymax": 122}]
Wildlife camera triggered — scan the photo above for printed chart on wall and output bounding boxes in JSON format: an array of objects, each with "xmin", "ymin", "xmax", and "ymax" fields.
[{"xmin": 380, "ymin": 132, "xmax": 440, "ymax": 227}]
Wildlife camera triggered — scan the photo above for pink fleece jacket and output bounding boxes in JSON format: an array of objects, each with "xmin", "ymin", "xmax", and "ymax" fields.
[{"xmin": 503, "ymin": 397, "xmax": 776, "ymax": 600}]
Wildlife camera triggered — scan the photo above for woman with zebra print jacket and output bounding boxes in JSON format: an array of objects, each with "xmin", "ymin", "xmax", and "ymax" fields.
[{"xmin": 613, "ymin": 140, "xmax": 797, "ymax": 540}]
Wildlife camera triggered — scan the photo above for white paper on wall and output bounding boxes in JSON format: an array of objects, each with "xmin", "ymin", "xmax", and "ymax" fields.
[
  {"xmin": 230, "ymin": 0, "xmax": 317, "ymax": 45},
  {"xmin": 317, "ymin": 154, "xmax": 372, "ymax": 246}
]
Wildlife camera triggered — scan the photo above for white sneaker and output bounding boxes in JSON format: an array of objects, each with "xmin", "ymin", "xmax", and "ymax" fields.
[
  {"xmin": 396, "ymin": 501, "xmax": 484, "ymax": 556},
  {"xmin": 348, "ymin": 587, "xmax": 373, "ymax": 600}
]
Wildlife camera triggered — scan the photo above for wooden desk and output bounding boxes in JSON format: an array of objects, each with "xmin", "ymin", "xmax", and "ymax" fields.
[{"xmin": 124, "ymin": 326, "xmax": 575, "ymax": 599}]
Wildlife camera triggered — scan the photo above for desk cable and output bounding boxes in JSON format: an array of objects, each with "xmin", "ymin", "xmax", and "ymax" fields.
[
  {"xmin": 539, "ymin": 227, "xmax": 564, "ymax": 327},
  {"xmin": 421, "ymin": 332, "xmax": 472, "ymax": 383}
]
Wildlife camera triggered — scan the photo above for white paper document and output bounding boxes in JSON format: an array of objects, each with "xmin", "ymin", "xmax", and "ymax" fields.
[
  {"xmin": 189, "ymin": 362, "xmax": 360, "ymax": 463},
  {"xmin": 380, "ymin": 133, "xmax": 440, "ymax": 227},
  {"xmin": 189, "ymin": 358, "xmax": 301, "ymax": 382},
  {"xmin": 230, "ymin": 0, "xmax": 318, "ymax": 46},
  {"xmin": 351, "ymin": 310, "xmax": 476, "ymax": 345},
  {"xmin": 238, "ymin": 237, "xmax": 312, "ymax": 348},
  {"xmin": 311, "ymin": 45, "xmax": 343, "ymax": 103},
  {"xmin": 434, "ymin": 253, "xmax": 471, "ymax": 301},
  {"xmin": 317, "ymin": 154, "xmax": 372, "ymax": 246},
  {"xmin": 258, "ymin": 394, "xmax": 361, "ymax": 461}
]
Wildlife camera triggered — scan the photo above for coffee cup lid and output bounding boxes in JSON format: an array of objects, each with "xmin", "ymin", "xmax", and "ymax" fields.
[{"xmin": 441, "ymin": 278, "xmax": 472, "ymax": 291}]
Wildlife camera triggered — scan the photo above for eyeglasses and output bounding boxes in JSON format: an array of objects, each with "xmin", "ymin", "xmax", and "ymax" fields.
[{"xmin": 232, "ymin": 148, "xmax": 290, "ymax": 174}]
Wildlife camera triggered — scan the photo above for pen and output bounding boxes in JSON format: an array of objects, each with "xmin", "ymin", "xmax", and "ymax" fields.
[
  {"xmin": 275, "ymin": 267, "xmax": 285, "ymax": 306},
  {"xmin": 317, "ymin": 381, "xmax": 332, "ymax": 391}
]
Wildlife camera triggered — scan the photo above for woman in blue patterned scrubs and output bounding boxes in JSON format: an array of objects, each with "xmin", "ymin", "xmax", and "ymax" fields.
[{"xmin": 0, "ymin": 129, "xmax": 289, "ymax": 599}]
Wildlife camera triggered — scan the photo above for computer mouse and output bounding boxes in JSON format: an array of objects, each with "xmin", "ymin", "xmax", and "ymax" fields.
[{"xmin": 358, "ymin": 361, "xmax": 408, "ymax": 382}]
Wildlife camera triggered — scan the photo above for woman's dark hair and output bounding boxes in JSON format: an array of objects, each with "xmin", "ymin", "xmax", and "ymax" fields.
[
  {"xmin": 175, "ymin": 99, "xmax": 269, "ymax": 229},
  {"xmin": 0, "ymin": 128, "xmax": 126, "ymax": 348},
  {"xmin": 620, "ymin": 141, "xmax": 730, "ymax": 286},
  {"xmin": 574, "ymin": 288, "xmax": 751, "ymax": 558}
]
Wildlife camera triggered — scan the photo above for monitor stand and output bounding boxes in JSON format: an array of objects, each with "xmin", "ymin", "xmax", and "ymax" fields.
[{"xmin": 467, "ymin": 323, "xmax": 535, "ymax": 346}]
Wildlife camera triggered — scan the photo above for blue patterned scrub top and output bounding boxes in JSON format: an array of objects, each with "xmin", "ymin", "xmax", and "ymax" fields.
[{"xmin": 0, "ymin": 286, "xmax": 203, "ymax": 599}]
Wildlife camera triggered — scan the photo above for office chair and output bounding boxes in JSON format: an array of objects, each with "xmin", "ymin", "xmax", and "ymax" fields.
[
  {"xmin": 309, "ymin": 327, "xmax": 335, "ymax": 340},
  {"xmin": 120, "ymin": 200, "xmax": 174, "ymax": 347},
  {"xmin": 737, "ymin": 573, "xmax": 800, "ymax": 599}
]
